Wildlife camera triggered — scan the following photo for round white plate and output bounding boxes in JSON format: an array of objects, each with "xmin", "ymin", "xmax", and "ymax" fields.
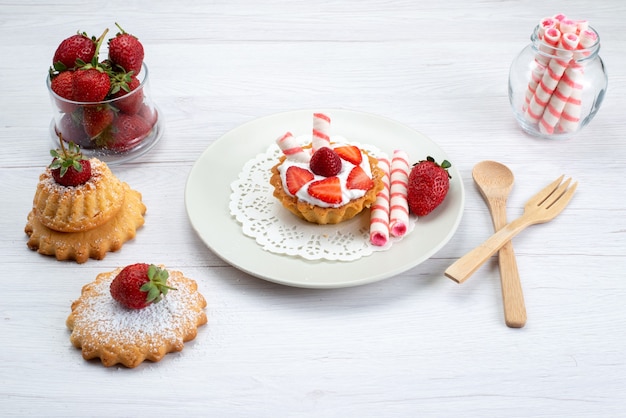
[{"xmin": 185, "ymin": 109, "xmax": 465, "ymax": 289}]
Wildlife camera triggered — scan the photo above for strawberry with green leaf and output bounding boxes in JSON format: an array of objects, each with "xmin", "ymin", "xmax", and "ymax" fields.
[
  {"xmin": 52, "ymin": 32, "xmax": 97, "ymax": 71},
  {"xmin": 49, "ymin": 139, "xmax": 91, "ymax": 187},
  {"xmin": 407, "ymin": 156, "xmax": 452, "ymax": 216},
  {"xmin": 70, "ymin": 29, "xmax": 111, "ymax": 103},
  {"xmin": 109, "ymin": 70, "xmax": 143, "ymax": 114},
  {"xmin": 110, "ymin": 264, "xmax": 176, "ymax": 310},
  {"xmin": 108, "ymin": 23, "xmax": 144, "ymax": 75},
  {"xmin": 83, "ymin": 105, "xmax": 115, "ymax": 138}
]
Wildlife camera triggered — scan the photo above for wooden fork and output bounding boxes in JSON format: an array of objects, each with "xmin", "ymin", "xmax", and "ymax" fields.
[{"xmin": 445, "ymin": 175, "xmax": 578, "ymax": 284}]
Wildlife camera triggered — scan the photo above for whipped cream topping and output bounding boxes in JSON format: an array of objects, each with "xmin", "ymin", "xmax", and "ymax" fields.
[{"xmin": 277, "ymin": 135, "xmax": 374, "ymax": 208}]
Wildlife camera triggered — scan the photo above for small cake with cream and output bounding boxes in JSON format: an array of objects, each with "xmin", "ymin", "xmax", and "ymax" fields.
[{"xmin": 269, "ymin": 113, "xmax": 383, "ymax": 224}]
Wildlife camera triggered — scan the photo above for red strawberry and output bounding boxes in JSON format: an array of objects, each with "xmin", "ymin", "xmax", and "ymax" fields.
[
  {"xmin": 57, "ymin": 113, "xmax": 90, "ymax": 147},
  {"xmin": 110, "ymin": 263, "xmax": 176, "ymax": 310},
  {"xmin": 138, "ymin": 104, "xmax": 158, "ymax": 126},
  {"xmin": 52, "ymin": 32, "xmax": 96, "ymax": 71},
  {"xmin": 285, "ymin": 166, "xmax": 314, "ymax": 195},
  {"xmin": 108, "ymin": 23, "xmax": 144, "ymax": 75},
  {"xmin": 308, "ymin": 177, "xmax": 343, "ymax": 205},
  {"xmin": 50, "ymin": 70, "xmax": 76, "ymax": 112},
  {"xmin": 50, "ymin": 70, "xmax": 75, "ymax": 100},
  {"xmin": 346, "ymin": 166, "xmax": 374, "ymax": 190},
  {"xmin": 110, "ymin": 73, "xmax": 143, "ymax": 114},
  {"xmin": 334, "ymin": 145, "xmax": 362, "ymax": 166},
  {"xmin": 72, "ymin": 68, "xmax": 110, "ymax": 102},
  {"xmin": 49, "ymin": 140, "xmax": 91, "ymax": 187},
  {"xmin": 83, "ymin": 105, "xmax": 114, "ymax": 138},
  {"xmin": 310, "ymin": 147, "xmax": 342, "ymax": 177},
  {"xmin": 108, "ymin": 114, "xmax": 152, "ymax": 151},
  {"xmin": 407, "ymin": 156, "xmax": 452, "ymax": 216}
]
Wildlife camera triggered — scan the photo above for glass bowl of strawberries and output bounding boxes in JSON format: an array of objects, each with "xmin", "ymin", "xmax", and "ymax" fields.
[{"xmin": 47, "ymin": 24, "xmax": 163, "ymax": 164}]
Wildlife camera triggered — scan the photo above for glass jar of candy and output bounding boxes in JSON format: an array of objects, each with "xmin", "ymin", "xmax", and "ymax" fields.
[{"xmin": 508, "ymin": 19, "xmax": 607, "ymax": 139}]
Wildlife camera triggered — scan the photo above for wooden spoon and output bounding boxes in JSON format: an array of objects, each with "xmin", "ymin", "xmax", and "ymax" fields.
[{"xmin": 472, "ymin": 161, "xmax": 527, "ymax": 328}]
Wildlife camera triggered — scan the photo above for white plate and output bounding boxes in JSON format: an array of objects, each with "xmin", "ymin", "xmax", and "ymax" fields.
[{"xmin": 185, "ymin": 109, "xmax": 465, "ymax": 289}]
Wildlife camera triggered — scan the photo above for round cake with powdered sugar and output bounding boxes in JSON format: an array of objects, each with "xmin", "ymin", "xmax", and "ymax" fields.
[
  {"xmin": 25, "ymin": 143, "xmax": 146, "ymax": 263},
  {"xmin": 66, "ymin": 265, "xmax": 207, "ymax": 368}
]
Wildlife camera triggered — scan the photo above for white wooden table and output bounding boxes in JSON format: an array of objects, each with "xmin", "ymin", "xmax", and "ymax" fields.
[{"xmin": 1, "ymin": 1, "xmax": 625, "ymax": 416}]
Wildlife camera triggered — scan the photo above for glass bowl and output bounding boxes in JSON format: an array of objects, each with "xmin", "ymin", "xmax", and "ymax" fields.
[{"xmin": 47, "ymin": 62, "xmax": 163, "ymax": 164}]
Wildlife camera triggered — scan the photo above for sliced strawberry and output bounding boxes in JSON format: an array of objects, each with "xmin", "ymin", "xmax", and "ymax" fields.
[
  {"xmin": 285, "ymin": 166, "xmax": 314, "ymax": 195},
  {"xmin": 334, "ymin": 145, "xmax": 362, "ymax": 165},
  {"xmin": 346, "ymin": 166, "xmax": 374, "ymax": 190},
  {"xmin": 308, "ymin": 177, "xmax": 342, "ymax": 205}
]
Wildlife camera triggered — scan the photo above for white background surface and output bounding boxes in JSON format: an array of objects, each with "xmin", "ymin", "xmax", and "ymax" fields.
[{"xmin": 1, "ymin": 1, "xmax": 625, "ymax": 416}]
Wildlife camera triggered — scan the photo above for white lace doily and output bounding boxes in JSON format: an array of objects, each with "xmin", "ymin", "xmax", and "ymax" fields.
[{"xmin": 229, "ymin": 139, "xmax": 416, "ymax": 261}]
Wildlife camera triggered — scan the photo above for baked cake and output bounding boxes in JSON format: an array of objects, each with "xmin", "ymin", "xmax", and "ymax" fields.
[
  {"xmin": 269, "ymin": 113, "xmax": 384, "ymax": 224},
  {"xmin": 25, "ymin": 142, "xmax": 145, "ymax": 263},
  {"xmin": 67, "ymin": 264, "xmax": 207, "ymax": 368}
]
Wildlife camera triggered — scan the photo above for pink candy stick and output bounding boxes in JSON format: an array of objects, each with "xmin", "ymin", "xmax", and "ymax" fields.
[
  {"xmin": 369, "ymin": 158, "xmax": 391, "ymax": 246},
  {"xmin": 539, "ymin": 66, "xmax": 582, "ymax": 134},
  {"xmin": 576, "ymin": 29, "xmax": 598, "ymax": 58},
  {"xmin": 557, "ymin": 83, "xmax": 583, "ymax": 133},
  {"xmin": 554, "ymin": 30, "xmax": 597, "ymax": 133},
  {"xmin": 539, "ymin": 17, "xmax": 558, "ymax": 36},
  {"xmin": 389, "ymin": 150, "xmax": 410, "ymax": 237},
  {"xmin": 276, "ymin": 132, "xmax": 310, "ymax": 163},
  {"xmin": 576, "ymin": 20, "xmax": 589, "ymax": 33},
  {"xmin": 559, "ymin": 18, "xmax": 578, "ymax": 34},
  {"xmin": 311, "ymin": 113, "xmax": 331, "ymax": 152},
  {"xmin": 525, "ymin": 32, "xmax": 579, "ymax": 123},
  {"xmin": 523, "ymin": 27, "xmax": 561, "ymax": 112}
]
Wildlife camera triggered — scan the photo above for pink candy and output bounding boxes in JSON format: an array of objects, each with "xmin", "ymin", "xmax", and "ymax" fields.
[
  {"xmin": 523, "ymin": 14, "xmax": 597, "ymax": 134},
  {"xmin": 276, "ymin": 131, "xmax": 310, "ymax": 163},
  {"xmin": 369, "ymin": 158, "xmax": 391, "ymax": 246},
  {"xmin": 312, "ymin": 113, "xmax": 331, "ymax": 152},
  {"xmin": 389, "ymin": 150, "xmax": 410, "ymax": 237}
]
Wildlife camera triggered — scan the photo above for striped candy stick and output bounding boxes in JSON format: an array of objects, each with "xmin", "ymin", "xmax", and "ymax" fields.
[
  {"xmin": 538, "ymin": 64, "xmax": 583, "ymax": 134},
  {"xmin": 576, "ymin": 20, "xmax": 589, "ymax": 33},
  {"xmin": 556, "ymin": 76, "xmax": 583, "ymax": 133},
  {"xmin": 389, "ymin": 150, "xmax": 410, "ymax": 237},
  {"xmin": 311, "ymin": 113, "xmax": 331, "ymax": 152},
  {"xmin": 558, "ymin": 18, "xmax": 579, "ymax": 34},
  {"xmin": 523, "ymin": 26, "xmax": 561, "ymax": 112},
  {"xmin": 525, "ymin": 32, "xmax": 579, "ymax": 124},
  {"xmin": 276, "ymin": 132, "xmax": 310, "ymax": 163},
  {"xmin": 556, "ymin": 29, "xmax": 598, "ymax": 133},
  {"xmin": 369, "ymin": 157, "xmax": 391, "ymax": 246}
]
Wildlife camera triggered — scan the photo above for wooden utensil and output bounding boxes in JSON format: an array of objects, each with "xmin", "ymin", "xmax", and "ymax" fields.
[
  {"xmin": 472, "ymin": 161, "xmax": 526, "ymax": 328},
  {"xmin": 445, "ymin": 175, "xmax": 577, "ymax": 284}
]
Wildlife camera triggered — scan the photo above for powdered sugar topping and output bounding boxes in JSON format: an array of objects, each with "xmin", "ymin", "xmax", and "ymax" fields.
[{"xmin": 69, "ymin": 268, "xmax": 206, "ymax": 347}]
